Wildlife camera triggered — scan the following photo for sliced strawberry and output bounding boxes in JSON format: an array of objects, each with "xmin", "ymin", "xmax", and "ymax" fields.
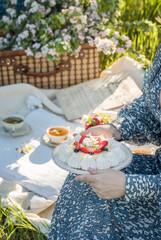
[
  {"xmin": 85, "ymin": 123, "xmax": 92, "ymax": 130},
  {"xmin": 74, "ymin": 141, "xmax": 80, "ymax": 149},
  {"xmin": 100, "ymin": 140, "xmax": 108, "ymax": 149},
  {"xmin": 91, "ymin": 118, "xmax": 101, "ymax": 126},
  {"xmin": 79, "ymin": 134, "xmax": 87, "ymax": 144},
  {"xmin": 93, "ymin": 148, "xmax": 103, "ymax": 154},
  {"xmin": 80, "ymin": 146, "xmax": 90, "ymax": 154}
]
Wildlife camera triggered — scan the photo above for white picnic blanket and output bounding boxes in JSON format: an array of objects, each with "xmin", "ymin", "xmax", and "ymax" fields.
[{"xmin": 0, "ymin": 108, "xmax": 81, "ymax": 200}]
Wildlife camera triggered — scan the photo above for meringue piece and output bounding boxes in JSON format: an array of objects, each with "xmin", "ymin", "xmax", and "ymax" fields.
[
  {"xmin": 81, "ymin": 156, "xmax": 97, "ymax": 170},
  {"xmin": 106, "ymin": 151, "xmax": 120, "ymax": 167},
  {"xmin": 67, "ymin": 154, "xmax": 81, "ymax": 169},
  {"xmin": 96, "ymin": 156, "xmax": 111, "ymax": 169},
  {"xmin": 58, "ymin": 144, "xmax": 71, "ymax": 163}
]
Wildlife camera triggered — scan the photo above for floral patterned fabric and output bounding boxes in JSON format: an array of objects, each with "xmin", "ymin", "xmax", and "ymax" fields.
[{"xmin": 48, "ymin": 45, "xmax": 161, "ymax": 240}]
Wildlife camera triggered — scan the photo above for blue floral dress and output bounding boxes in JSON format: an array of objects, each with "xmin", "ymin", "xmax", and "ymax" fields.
[{"xmin": 48, "ymin": 45, "xmax": 161, "ymax": 240}]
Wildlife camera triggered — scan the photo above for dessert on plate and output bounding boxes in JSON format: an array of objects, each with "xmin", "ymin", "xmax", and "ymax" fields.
[
  {"xmin": 84, "ymin": 112, "xmax": 117, "ymax": 130},
  {"xmin": 53, "ymin": 133, "xmax": 132, "ymax": 171}
]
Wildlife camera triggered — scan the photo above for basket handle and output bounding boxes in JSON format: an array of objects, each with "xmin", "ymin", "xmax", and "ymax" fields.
[{"xmin": 13, "ymin": 62, "xmax": 71, "ymax": 77}]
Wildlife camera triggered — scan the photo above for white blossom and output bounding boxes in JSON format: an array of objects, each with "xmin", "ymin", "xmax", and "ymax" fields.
[
  {"xmin": 101, "ymin": 28, "xmax": 111, "ymax": 37},
  {"xmin": 63, "ymin": 35, "xmax": 71, "ymax": 42},
  {"xmin": 47, "ymin": 27, "xmax": 53, "ymax": 34},
  {"xmin": 3, "ymin": 38, "xmax": 9, "ymax": 44},
  {"xmin": 6, "ymin": 33, "xmax": 11, "ymax": 38},
  {"xmin": 88, "ymin": 39, "xmax": 94, "ymax": 46},
  {"xmin": 35, "ymin": 52, "xmax": 42, "ymax": 58},
  {"xmin": 32, "ymin": 43, "xmax": 41, "ymax": 49},
  {"xmin": 81, "ymin": 15, "xmax": 87, "ymax": 24},
  {"xmin": 6, "ymin": 8, "xmax": 16, "ymax": 17},
  {"xmin": 17, "ymin": 30, "xmax": 29, "ymax": 40},
  {"xmin": 78, "ymin": 34, "xmax": 85, "ymax": 41},
  {"xmin": 70, "ymin": 18, "xmax": 77, "ymax": 24},
  {"xmin": 24, "ymin": 0, "xmax": 32, "ymax": 7},
  {"xmin": 29, "ymin": 2, "xmax": 40, "ymax": 13},
  {"xmin": 25, "ymin": 47, "xmax": 34, "ymax": 56},
  {"xmin": 17, "ymin": 14, "xmax": 27, "ymax": 25},
  {"xmin": 49, "ymin": 0, "xmax": 56, "ymax": 7},
  {"xmin": 2, "ymin": 16, "xmax": 11, "ymax": 24},
  {"xmin": 0, "ymin": 37, "xmax": 4, "ymax": 48},
  {"xmin": 116, "ymin": 47, "xmax": 126, "ymax": 54},
  {"xmin": 48, "ymin": 48, "xmax": 57, "ymax": 56},
  {"xmin": 63, "ymin": 45, "xmax": 68, "ymax": 50},
  {"xmin": 125, "ymin": 39, "xmax": 132, "ymax": 48},
  {"xmin": 41, "ymin": 45, "xmax": 49, "ymax": 57},
  {"xmin": 10, "ymin": 0, "xmax": 17, "ymax": 4},
  {"xmin": 114, "ymin": 31, "xmax": 120, "ymax": 38},
  {"xmin": 75, "ymin": 45, "xmax": 82, "ymax": 54},
  {"xmin": 76, "ymin": 24, "xmax": 82, "ymax": 31},
  {"xmin": 121, "ymin": 35, "xmax": 129, "ymax": 41},
  {"xmin": 46, "ymin": 8, "xmax": 51, "ymax": 15},
  {"xmin": 16, "ymin": 142, "xmax": 31, "ymax": 154},
  {"xmin": 55, "ymin": 38, "xmax": 62, "ymax": 42},
  {"xmin": 26, "ymin": 24, "xmax": 36, "ymax": 29},
  {"xmin": 96, "ymin": 38, "xmax": 116, "ymax": 55}
]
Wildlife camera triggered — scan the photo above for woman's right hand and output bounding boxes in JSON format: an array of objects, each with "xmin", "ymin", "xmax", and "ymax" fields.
[{"xmin": 80, "ymin": 124, "xmax": 121, "ymax": 141}]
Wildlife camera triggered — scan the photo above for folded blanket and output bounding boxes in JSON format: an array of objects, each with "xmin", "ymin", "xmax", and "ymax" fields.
[{"xmin": 0, "ymin": 83, "xmax": 63, "ymax": 118}]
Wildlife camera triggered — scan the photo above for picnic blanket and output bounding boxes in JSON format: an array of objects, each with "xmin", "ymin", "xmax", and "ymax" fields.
[
  {"xmin": 0, "ymin": 108, "xmax": 82, "ymax": 235},
  {"xmin": 0, "ymin": 108, "xmax": 82, "ymax": 200}
]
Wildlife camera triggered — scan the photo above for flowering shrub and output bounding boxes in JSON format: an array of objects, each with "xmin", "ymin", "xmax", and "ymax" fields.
[{"xmin": 0, "ymin": 0, "xmax": 132, "ymax": 61}]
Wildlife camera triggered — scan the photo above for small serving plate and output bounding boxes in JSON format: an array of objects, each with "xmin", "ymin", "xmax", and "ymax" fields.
[
  {"xmin": 42, "ymin": 133, "xmax": 69, "ymax": 148},
  {"xmin": 0, "ymin": 122, "xmax": 31, "ymax": 137}
]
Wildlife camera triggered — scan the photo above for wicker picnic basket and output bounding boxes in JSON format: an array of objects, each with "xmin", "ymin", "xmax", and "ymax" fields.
[{"xmin": 0, "ymin": 43, "xmax": 100, "ymax": 89}]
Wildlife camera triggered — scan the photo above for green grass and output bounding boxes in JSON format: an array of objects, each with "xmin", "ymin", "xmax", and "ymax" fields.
[{"xmin": 0, "ymin": 199, "xmax": 48, "ymax": 240}]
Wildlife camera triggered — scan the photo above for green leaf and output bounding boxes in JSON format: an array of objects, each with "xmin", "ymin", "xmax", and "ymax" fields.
[
  {"xmin": 72, "ymin": 38, "xmax": 80, "ymax": 49},
  {"xmin": 46, "ymin": 54, "xmax": 54, "ymax": 62},
  {"xmin": 102, "ymin": 118, "xmax": 109, "ymax": 124},
  {"xmin": 59, "ymin": 16, "xmax": 66, "ymax": 24},
  {"xmin": 87, "ymin": 116, "xmax": 93, "ymax": 124},
  {"xmin": 41, "ymin": 19, "xmax": 46, "ymax": 25}
]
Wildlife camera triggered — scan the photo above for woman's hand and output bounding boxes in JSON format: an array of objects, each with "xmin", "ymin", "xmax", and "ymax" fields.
[
  {"xmin": 80, "ymin": 124, "xmax": 121, "ymax": 141},
  {"xmin": 75, "ymin": 168, "xmax": 126, "ymax": 199}
]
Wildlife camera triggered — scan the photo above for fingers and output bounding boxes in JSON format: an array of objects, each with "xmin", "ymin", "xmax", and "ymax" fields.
[
  {"xmin": 80, "ymin": 129, "xmax": 93, "ymax": 136},
  {"xmin": 74, "ymin": 174, "xmax": 96, "ymax": 184},
  {"xmin": 73, "ymin": 128, "xmax": 94, "ymax": 137},
  {"xmin": 88, "ymin": 168, "xmax": 109, "ymax": 175}
]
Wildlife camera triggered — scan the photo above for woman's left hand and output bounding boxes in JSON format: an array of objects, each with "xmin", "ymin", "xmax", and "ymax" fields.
[{"xmin": 75, "ymin": 168, "xmax": 126, "ymax": 199}]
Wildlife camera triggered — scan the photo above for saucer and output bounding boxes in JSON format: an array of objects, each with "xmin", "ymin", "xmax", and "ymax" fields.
[
  {"xmin": 42, "ymin": 134, "xmax": 68, "ymax": 148},
  {"xmin": 0, "ymin": 122, "xmax": 31, "ymax": 137}
]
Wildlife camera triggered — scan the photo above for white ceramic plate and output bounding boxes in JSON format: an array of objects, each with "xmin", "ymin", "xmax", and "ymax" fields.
[
  {"xmin": 0, "ymin": 121, "xmax": 31, "ymax": 137},
  {"xmin": 52, "ymin": 142, "xmax": 133, "ymax": 175},
  {"xmin": 42, "ymin": 133, "xmax": 69, "ymax": 148}
]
